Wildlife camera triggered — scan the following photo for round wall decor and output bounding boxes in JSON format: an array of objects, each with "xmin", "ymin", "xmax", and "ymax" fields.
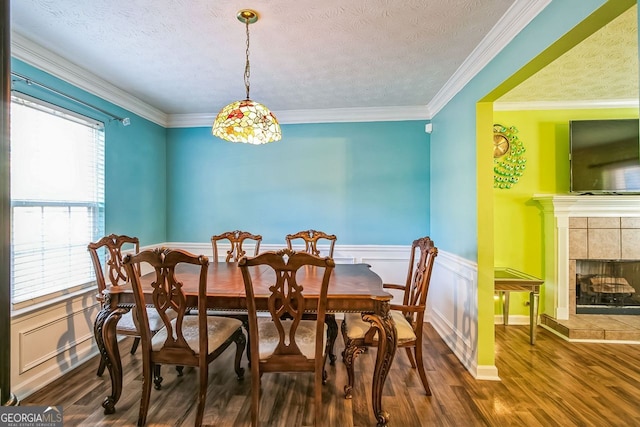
[{"xmin": 493, "ymin": 124, "xmax": 526, "ymax": 189}]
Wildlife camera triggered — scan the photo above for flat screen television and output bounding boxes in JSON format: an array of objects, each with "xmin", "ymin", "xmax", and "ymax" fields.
[{"xmin": 570, "ymin": 118, "xmax": 640, "ymax": 193}]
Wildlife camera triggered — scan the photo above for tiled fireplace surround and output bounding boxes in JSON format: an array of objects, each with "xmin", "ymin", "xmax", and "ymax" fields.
[{"xmin": 534, "ymin": 195, "xmax": 640, "ymax": 341}]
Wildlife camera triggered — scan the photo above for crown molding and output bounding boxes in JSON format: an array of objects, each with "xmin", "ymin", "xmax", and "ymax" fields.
[
  {"xmin": 427, "ymin": 0, "xmax": 551, "ymax": 116},
  {"xmin": 494, "ymin": 99, "xmax": 640, "ymax": 111},
  {"xmin": 11, "ymin": 31, "xmax": 429, "ymax": 128},
  {"xmin": 12, "ymin": 0, "xmax": 552, "ymax": 130},
  {"xmin": 167, "ymin": 105, "xmax": 431, "ymax": 128},
  {"xmin": 10, "ymin": 32, "xmax": 169, "ymax": 127}
]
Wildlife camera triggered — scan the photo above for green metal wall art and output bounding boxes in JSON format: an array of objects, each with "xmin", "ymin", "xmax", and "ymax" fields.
[{"xmin": 493, "ymin": 124, "xmax": 526, "ymax": 189}]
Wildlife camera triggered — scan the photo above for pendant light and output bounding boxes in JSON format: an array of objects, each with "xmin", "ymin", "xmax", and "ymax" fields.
[{"xmin": 212, "ymin": 9, "xmax": 282, "ymax": 144}]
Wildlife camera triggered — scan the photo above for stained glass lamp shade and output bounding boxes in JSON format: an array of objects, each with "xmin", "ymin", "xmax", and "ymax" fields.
[{"xmin": 212, "ymin": 99, "xmax": 281, "ymax": 144}]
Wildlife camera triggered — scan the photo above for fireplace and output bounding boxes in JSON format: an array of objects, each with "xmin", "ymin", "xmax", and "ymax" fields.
[
  {"xmin": 534, "ymin": 195, "xmax": 640, "ymax": 320},
  {"xmin": 576, "ymin": 259, "xmax": 640, "ymax": 314}
]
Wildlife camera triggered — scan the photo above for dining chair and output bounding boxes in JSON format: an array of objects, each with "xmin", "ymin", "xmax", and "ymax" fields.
[
  {"xmin": 286, "ymin": 229, "xmax": 339, "ymax": 364},
  {"xmin": 88, "ymin": 234, "xmax": 175, "ymax": 377},
  {"xmin": 210, "ymin": 230, "xmax": 262, "ymax": 362},
  {"xmin": 123, "ymin": 247, "xmax": 246, "ymax": 427},
  {"xmin": 285, "ymin": 229, "xmax": 336, "ymax": 257},
  {"xmin": 211, "ymin": 230, "xmax": 262, "ymax": 262},
  {"xmin": 238, "ymin": 248, "xmax": 335, "ymax": 427},
  {"xmin": 341, "ymin": 236, "xmax": 438, "ymax": 398}
]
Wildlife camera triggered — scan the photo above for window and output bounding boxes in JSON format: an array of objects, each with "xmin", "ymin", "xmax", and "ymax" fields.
[{"xmin": 10, "ymin": 94, "xmax": 105, "ymax": 306}]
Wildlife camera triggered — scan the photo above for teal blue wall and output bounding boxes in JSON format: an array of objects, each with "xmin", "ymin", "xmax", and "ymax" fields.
[
  {"xmin": 430, "ymin": 0, "xmax": 608, "ymax": 261},
  {"xmin": 166, "ymin": 121, "xmax": 430, "ymax": 244},
  {"xmin": 11, "ymin": 59, "xmax": 430, "ymax": 247},
  {"xmin": 10, "ymin": 60, "xmax": 168, "ymax": 246}
]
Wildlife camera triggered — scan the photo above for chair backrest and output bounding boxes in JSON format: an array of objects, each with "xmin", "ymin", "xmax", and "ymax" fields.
[
  {"xmin": 402, "ymin": 236, "xmax": 438, "ymax": 323},
  {"xmin": 123, "ymin": 248, "xmax": 209, "ymax": 363},
  {"xmin": 239, "ymin": 248, "xmax": 335, "ymax": 366},
  {"xmin": 285, "ymin": 229, "xmax": 337, "ymax": 258},
  {"xmin": 211, "ymin": 230, "xmax": 262, "ymax": 262},
  {"xmin": 88, "ymin": 234, "xmax": 140, "ymax": 296}
]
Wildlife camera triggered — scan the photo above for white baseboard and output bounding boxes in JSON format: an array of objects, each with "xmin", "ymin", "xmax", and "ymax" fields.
[
  {"xmin": 494, "ymin": 314, "xmax": 532, "ymax": 325},
  {"xmin": 476, "ymin": 365, "xmax": 500, "ymax": 381}
]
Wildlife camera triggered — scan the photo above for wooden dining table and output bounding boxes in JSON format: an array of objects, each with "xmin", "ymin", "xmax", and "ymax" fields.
[{"xmin": 94, "ymin": 261, "xmax": 397, "ymax": 426}]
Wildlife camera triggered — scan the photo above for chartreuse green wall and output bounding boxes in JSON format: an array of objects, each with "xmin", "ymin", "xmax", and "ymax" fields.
[
  {"xmin": 432, "ymin": 0, "xmax": 633, "ymax": 370},
  {"xmin": 493, "ymin": 108, "xmax": 639, "ymax": 318}
]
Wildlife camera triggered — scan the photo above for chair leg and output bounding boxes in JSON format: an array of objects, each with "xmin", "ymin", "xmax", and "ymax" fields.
[
  {"xmin": 195, "ymin": 363, "xmax": 208, "ymax": 427},
  {"xmin": 240, "ymin": 317, "xmax": 251, "ymax": 366},
  {"xmin": 325, "ymin": 314, "xmax": 338, "ymax": 365},
  {"xmin": 250, "ymin": 366, "xmax": 260, "ymax": 427},
  {"xmin": 96, "ymin": 354, "xmax": 106, "ymax": 377},
  {"xmin": 153, "ymin": 364, "xmax": 163, "ymax": 390},
  {"xmin": 315, "ymin": 357, "xmax": 324, "ymax": 426},
  {"xmin": 137, "ymin": 360, "xmax": 153, "ymax": 426},
  {"xmin": 130, "ymin": 337, "xmax": 141, "ymax": 355},
  {"xmin": 322, "ymin": 354, "xmax": 328, "ymax": 385},
  {"xmin": 175, "ymin": 366, "xmax": 184, "ymax": 376},
  {"xmin": 414, "ymin": 345, "xmax": 431, "ymax": 396},
  {"xmin": 405, "ymin": 346, "xmax": 417, "ymax": 368},
  {"xmin": 233, "ymin": 330, "xmax": 246, "ymax": 380}
]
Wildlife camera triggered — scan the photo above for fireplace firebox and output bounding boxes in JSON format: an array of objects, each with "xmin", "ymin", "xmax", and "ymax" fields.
[{"xmin": 576, "ymin": 259, "xmax": 640, "ymax": 314}]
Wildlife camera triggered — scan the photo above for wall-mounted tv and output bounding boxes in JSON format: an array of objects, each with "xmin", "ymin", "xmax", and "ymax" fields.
[{"xmin": 570, "ymin": 118, "xmax": 640, "ymax": 194}]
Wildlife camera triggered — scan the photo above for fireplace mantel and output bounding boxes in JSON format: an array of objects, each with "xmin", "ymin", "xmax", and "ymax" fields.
[
  {"xmin": 534, "ymin": 194, "xmax": 640, "ymax": 320},
  {"xmin": 534, "ymin": 194, "xmax": 640, "ymax": 217}
]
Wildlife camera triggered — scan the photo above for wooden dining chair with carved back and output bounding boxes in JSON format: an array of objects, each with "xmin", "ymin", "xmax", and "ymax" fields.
[
  {"xmin": 341, "ymin": 236, "xmax": 438, "ymax": 399},
  {"xmin": 211, "ymin": 230, "xmax": 262, "ymax": 263},
  {"xmin": 285, "ymin": 229, "xmax": 336, "ymax": 258},
  {"xmin": 210, "ymin": 230, "xmax": 262, "ymax": 362},
  {"xmin": 88, "ymin": 234, "xmax": 176, "ymax": 377},
  {"xmin": 123, "ymin": 247, "xmax": 246, "ymax": 427},
  {"xmin": 285, "ymin": 229, "xmax": 340, "ymax": 365},
  {"xmin": 239, "ymin": 248, "xmax": 335, "ymax": 427}
]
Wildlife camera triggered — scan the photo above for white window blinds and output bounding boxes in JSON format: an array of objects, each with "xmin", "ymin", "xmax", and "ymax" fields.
[{"xmin": 10, "ymin": 95, "xmax": 105, "ymax": 306}]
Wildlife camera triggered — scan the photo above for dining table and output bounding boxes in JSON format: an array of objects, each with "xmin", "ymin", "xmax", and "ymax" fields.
[{"xmin": 94, "ymin": 261, "xmax": 397, "ymax": 426}]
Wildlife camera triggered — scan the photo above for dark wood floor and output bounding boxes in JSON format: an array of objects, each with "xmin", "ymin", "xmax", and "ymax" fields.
[{"xmin": 21, "ymin": 322, "xmax": 640, "ymax": 426}]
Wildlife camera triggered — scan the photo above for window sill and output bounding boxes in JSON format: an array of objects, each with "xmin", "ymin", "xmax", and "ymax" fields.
[{"xmin": 11, "ymin": 285, "xmax": 98, "ymax": 320}]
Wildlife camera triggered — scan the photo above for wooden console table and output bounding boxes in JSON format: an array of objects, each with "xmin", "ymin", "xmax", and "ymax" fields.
[{"xmin": 495, "ymin": 268, "xmax": 544, "ymax": 345}]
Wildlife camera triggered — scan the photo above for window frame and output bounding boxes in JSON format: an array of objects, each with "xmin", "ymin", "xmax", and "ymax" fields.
[{"xmin": 10, "ymin": 93, "xmax": 106, "ymax": 310}]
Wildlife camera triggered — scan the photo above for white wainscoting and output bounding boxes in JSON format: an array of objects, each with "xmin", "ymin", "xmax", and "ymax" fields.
[
  {"xmin": 11, "ymin": 288, "xmax": 100, "ymax": 399},
  {"xmin": 426, "ymin": 250, "xmax": 496, "ymax": 379},
  {"xmin": 10, "ymin": 242, "xmax": 488, "ymax": 399}
]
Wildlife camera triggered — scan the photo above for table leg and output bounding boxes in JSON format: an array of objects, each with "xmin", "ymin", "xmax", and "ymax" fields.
[
  {"xmin": 530, "ymin": 291, "xmax": 539, "ymax": 345},
  {"xmin": 94, "ymin": 299, "xmax": 126, "ymax": 414},
  {"xmin": 501, "ymin": 291, "xmax": 510, "ymax": 326},
  {"xmin": 326, "ymin": 314, "xmax": 338, "ymax": 365},
  {"xmin": 362, "ymin": 302, "xmax": 397, "ymax": 427}
]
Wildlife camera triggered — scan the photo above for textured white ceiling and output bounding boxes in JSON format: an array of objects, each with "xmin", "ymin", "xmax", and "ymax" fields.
[
  {"xmin": 499, "ymin": 5, "xmax": 638, "ymax": 104},
  {"xmin": 9, "ymin": 1, "xmax": 637, "ymax": 122},
  {"xmin": 10, "ymin": 0, "xmax": 515, "ymax": 116}
]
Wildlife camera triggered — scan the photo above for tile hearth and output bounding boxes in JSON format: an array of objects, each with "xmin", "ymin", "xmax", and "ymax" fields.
[{"xmin": 541, "ymin": 313, "xmax": 640, "ymax": 342}]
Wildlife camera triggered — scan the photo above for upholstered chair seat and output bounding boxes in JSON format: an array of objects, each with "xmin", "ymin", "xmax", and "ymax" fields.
[
  {"xmin": 151, "ymin": 316, "xmax": 243, "ymax": 354},
  {"xmin": 256, "ymin": 319, "xmax": 327, "ymax": 360},
  {"xmin": 342, "ymin": 310, "xmax": 417, "ymax": 343}
]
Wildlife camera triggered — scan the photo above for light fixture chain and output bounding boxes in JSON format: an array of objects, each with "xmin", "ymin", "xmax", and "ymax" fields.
[{"xmin": 244, "ymin": 19, "xmax": 251, "ymax": 100}]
